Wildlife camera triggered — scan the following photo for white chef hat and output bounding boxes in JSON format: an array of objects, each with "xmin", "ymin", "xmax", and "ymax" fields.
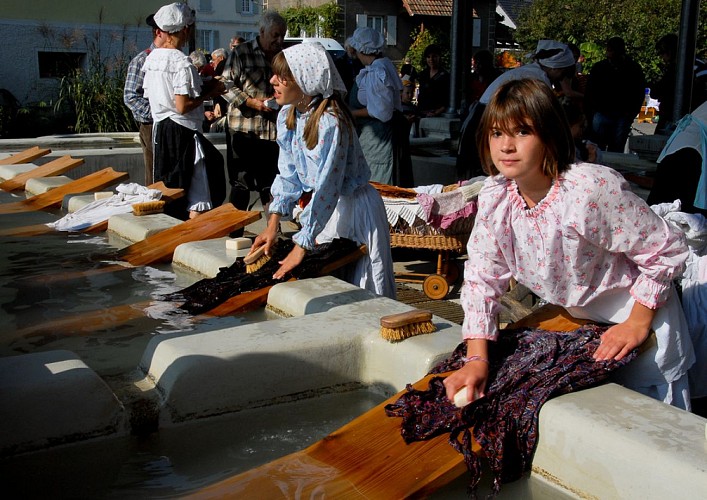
[
  {"xmin": 530, "ymin": 40, "xmax": 575, "ymax": 69},
  {"xmin": 153, "ymin": 2, "xmax": 195, "ymax": 33},
  {"xmin": 348, "ymin": 27, "xmax": 385, "ymax": 55}
]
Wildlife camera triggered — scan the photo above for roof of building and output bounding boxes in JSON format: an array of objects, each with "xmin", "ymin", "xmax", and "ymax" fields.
[{"xmin": 401, "ymin": 0, "xmax": 452, "ymax": 17}]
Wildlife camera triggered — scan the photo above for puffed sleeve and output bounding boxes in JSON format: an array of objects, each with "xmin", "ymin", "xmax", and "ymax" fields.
[
  {"xmin": 356, "ymin": 65, "xmax": 397, "ymax": 123},
  {"xmin": 292, "ymin": 114, "xmax": 348, "ymax": 250},
  {"xmin": 173, "ymin": 62, "xmax": 201, "ymax": 98},
  {"xmin": 567, "ymin": 165, "xmax": 688, "ymax": 308},
  {"xmin": 269, "ymin": 108, "xmax": 303, "ymax": 218},
  {"xmin": 460, "ymin": 182, "xmax": 514, "ymax": 340}
]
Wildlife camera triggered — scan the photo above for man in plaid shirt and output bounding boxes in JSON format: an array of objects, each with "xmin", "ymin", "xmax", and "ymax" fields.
[
  {"xmin": 124, "ymin": 13, "xmax": 163, "ymax": 185},
  {"xmin": 220, "ymin": 11, "xmax": 286, "ymax": 214}
]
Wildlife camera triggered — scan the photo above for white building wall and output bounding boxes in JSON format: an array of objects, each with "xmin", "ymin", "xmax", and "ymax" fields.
[{"xmin": 0, "ymin": 1, "xmax": 262, "ymax": 106}]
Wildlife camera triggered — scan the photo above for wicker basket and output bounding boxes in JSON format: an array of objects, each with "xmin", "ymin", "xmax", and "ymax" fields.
[{"xmin": 387, "ymin": 205, "xmax": 475, "ymax": 252}]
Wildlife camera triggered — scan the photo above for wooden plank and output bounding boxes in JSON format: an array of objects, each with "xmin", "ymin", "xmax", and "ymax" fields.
[
  {"xmin": 188, "ymin": 307, "xmax": 587, "ymax": 499},
  {"xmin": 188, "ymin": 372, "xmax": 472, "ymax": 500},
  {"xmin": 0, "ymin": 155, "xmax": 84, "ymax": 192},
  {"xmin": 116, "ymin": 204, "xmax": 261, "ymax": 266},
  {"xmin": 0, "ymin": 146, "xmax": 51, "ymax": 165},
  {"xmin": 0, "ymin": 167, "xmax": 129, "ymax": 214}
]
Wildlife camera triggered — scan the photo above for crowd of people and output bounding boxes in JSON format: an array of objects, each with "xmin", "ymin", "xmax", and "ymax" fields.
[{"xmin": 123, "ymin": 3, "xmax": 705, "ymax": 416}]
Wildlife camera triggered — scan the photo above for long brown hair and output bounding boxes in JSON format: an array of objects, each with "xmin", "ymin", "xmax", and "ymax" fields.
[
  {"xmin": 271, "ymin": 52, "xmax": 355, "ymax": 150},
  {"xmin": 476, "ymin": 78, "xmax": 575, "ymax": 178}
]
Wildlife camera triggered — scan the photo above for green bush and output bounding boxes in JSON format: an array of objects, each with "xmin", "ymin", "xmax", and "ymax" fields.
[
  {"xmin": 404, "ymin": 27, "xmax": 450, "ymax": 75},
  {"xmin": 56, "ymin": 61, "xmax": 134, "ymax": 133}
]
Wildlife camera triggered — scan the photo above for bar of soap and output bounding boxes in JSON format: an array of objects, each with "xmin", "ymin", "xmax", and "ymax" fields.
[
  {"xmin": 453, "ymin": 387, "xmax": 479, "ymax": 408},
  {"xmin": 226, "ymin": 237, "xmax": 251, "ymax": 250},
  {"xmin": 453, "ymin": 388, "xmax": 471, "ymax": 408},
  {"xmin": 94, "ymin": 191, "xmax": 114, "ymax": 200}
]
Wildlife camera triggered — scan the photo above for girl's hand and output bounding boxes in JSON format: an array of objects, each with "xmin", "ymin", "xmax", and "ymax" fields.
[
  {"xmin": 250, "ymin": 214, "xmax": 282, "ymax": 258},
  {"xmin": 443, "ymin": 359, "xmax": 489, "ymax": 406},
  {"xmin": 593, "ymin": 321, "xmax": 650, "ymax": 361},
  {"xmin": 593, "ymin": 301, "xmax": 655, "ymax": 362},
  {"xmin": 273, "ymin": 245, "xmax": 306, "ymax": 279}
]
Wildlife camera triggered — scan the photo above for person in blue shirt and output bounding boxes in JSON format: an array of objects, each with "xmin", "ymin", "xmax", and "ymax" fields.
[{"xmin": 248, "ymin": 42, "xmax": 396, "ymax": 298}]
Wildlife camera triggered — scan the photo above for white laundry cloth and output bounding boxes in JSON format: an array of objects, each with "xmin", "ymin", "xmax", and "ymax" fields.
[
  {"xmin": 651, "ymin": 199, "xmax": 707, "ymax": 399},
  {"xmin": 48, "ymin": 183, "xmax": 162, "ymax": 231}
]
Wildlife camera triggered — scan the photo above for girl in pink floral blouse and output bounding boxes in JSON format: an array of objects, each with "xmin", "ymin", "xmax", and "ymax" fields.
[{"xmin": 444, "ymin": 79, "xmax": 697, "ymax": 410}]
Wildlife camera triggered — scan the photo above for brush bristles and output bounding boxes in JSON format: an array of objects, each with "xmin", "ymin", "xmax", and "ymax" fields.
[
  {"xmin": 380, "ymin": 320, "xmax": 436, "ymax": 342},
  {"xmin": 245, "ymin": 253, "xmax": 271, "ymax": 273},
  {"xmin": 132, "ymin": 200, "xmax": 165, "ymax": 215}
]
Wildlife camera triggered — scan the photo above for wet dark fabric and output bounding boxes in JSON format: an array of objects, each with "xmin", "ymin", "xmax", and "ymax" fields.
[
  {"xmin": 166, "ymin": 238, "xmax": 359, "ymax": 314},
  {"xmin": 384, "ymin": 324, "xmax": 638, "ymax": 496}
]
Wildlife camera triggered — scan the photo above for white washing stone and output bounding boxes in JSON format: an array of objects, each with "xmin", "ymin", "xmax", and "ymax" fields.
[
  {"xmin": 0, "ymin": 162, "xmax": 38, "ymax": 180},
  {"xmin": 173, "ymin": 237, "xmax": 242, "ymax": 277},
  {"xmin": 66, "ymin": 193, "xmax": 96, "ymax": 212},
  {"xmin": 139, "ymin": 278, "xmax": 461, "ymax": 424},
  {"xmin": 267, "ymin": 275, "xmax": 380, "ymax": 317},
  {"xmin": 24, "ymin": 175, "xmax": 72, "ymax": 195},
  {"xmin": 107, "ymin": 212, "xmax": 180, "ymax": 242},
  {"xmin": 532, "ymin": 383, "xmax": 707, "ymax": 499},
  {"xmin": 0, "ymin": 350, "xmax": 125, "ymax": 455}
]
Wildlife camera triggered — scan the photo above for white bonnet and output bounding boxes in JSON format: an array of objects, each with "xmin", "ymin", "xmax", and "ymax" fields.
[
  {"xmin": 531, "ymin": 40, "xmax": 575, "ymax": 69},
  {"xmin": 283, "ymin": 42, "xmax": 347, "ymax": 98},
  {"xmin": 348, "ymin": 27, "xmax": 385, "ymax": 55},
  {"xmin": 154, "ymin": 2, "xmax": 195, "ymax": 33}
]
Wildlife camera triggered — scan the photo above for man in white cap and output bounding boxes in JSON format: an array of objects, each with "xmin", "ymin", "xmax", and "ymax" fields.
[{"xmin": 457, "ymin": 40, "xmax": 576, "ymax": 179}]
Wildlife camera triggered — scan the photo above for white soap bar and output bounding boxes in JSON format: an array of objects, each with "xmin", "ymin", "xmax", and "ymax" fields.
[
  {"xmin": 94, "ymin": 191, "xmax": 113, "ymax": 200},
  {"xmin": 453, "ymin": 387, "xmax": 480, "ymax": 408},
  {"xmin": 453, "ymin": 388, "xmax": 471, "ymax": 408},
  {"xmin": 226, "ymin": 237, "xmax": 251, "ymax": 250}
]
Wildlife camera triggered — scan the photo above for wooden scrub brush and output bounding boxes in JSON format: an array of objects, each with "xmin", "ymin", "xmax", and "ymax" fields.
[
  {"xmin": 132, "ymin": 200, "xmax": 165, "ymax": 216},
  {"xmin": 380, "ymin": 309, "xmax": 436, "ymax": 342},
  {"xmin": 244, "ymin": 244, "xmax": 272, "ymax": 273}
]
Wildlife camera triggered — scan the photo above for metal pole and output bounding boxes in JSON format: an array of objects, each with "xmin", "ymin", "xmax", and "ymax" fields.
[
  {"xmin": 444, "ymin": 0, "xmax": 462, "ymax": 117},
  {"xmin": 673, "ymin": 0, "xmax": 701, "ymax": 121}
]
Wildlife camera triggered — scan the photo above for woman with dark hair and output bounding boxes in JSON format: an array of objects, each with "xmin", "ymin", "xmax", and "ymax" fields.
[
  {"xmin": 248, "ymin": 42, "xmax": 396, "ymax": 298},
  {"xmin": 417, "ymin": 44, "xmax": 450, "ymax": 117},
  {"xmin": 444, "ymin": 78, "xmax": 697, "ymax": 410}
]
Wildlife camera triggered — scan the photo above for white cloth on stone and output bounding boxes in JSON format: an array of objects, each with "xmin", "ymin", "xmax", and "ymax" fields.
[{"xmin": 47, "ymin": 183, "xmax": 162, "ymax": 231}]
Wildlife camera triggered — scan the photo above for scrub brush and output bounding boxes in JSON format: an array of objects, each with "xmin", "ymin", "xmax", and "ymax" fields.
[
  {"xmin": 244, "ymin": 244, "xmax": 272, "ymax": 273},
  {"xmin": 132, "ymin": 200, "xmax": 165, "ymax": 216},
  {"xmin": 380, "ymin": 309, "xmax": 436, "ymax": 342}
]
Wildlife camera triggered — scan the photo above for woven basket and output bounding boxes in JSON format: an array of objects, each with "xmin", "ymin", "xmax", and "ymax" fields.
[{"xmin": 388, "ymin": 210, "xmax": 474, "ymax": 251}]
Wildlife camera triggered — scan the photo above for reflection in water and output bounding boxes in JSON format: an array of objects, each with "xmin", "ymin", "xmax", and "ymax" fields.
[{"xmin": 0, "ymin": 192, "xmax": 263, "ymax": 376}]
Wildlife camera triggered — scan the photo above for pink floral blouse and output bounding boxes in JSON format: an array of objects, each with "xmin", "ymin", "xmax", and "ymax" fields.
[{"xmin": 461, "ymin": 163, "xmax": 689, "ymax": 340}]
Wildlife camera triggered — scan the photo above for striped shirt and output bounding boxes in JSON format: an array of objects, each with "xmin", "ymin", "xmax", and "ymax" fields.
[
  {"xmin": 220, "ymin": 37, "xmax": 277, "ymax": 140},
  {"xmin": 123, "ymin": 44, "xmax": 155, "ymax": 124}
]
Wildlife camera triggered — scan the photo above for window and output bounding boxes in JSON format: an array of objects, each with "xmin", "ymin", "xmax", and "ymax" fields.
[
  {"xmin": 38, "ymin": 51, "xmax": 85, "ymax": 78},
  {"xmin": 199, "ymin": 0, "xmax": 213, "ymax": 12},
  {"xmin": 241, "ymin": 0, "xmax": 252, "ymax": 14},
  {"xmin": 357, "ymin": 14, "xmax": 397, "ymax": 46},
  {"xmin": 366, "ymin": 16, "xmax": 384, "ymax": 34},
  {"xmin": 196, "ymin": 30, "xmax": 218, "ymax": 52}
]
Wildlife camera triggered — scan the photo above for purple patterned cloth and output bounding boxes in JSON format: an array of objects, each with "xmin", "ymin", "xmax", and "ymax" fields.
[{"xmin": 384, "ymin": 324, "xmax": 637, "ymax": 496}]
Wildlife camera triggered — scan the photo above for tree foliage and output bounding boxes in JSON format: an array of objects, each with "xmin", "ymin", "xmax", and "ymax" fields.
[
  {"xmin": 280, "ymin": 2, "xmax": 342, "ymax": 39},
  {"xmin": 404, "ymin": 27, "xmax": 451, "ymax": 74},
  {"xmin": 514, "ymin": 0, "xmax": 707, "ymax": 82}
]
